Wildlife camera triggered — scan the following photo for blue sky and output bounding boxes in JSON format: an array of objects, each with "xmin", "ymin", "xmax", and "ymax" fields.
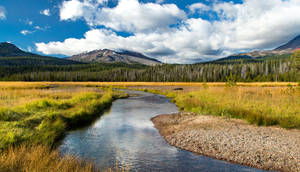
[{"xmin": 0, "ymin": 0, "xmax": 300, "ymax": 63}]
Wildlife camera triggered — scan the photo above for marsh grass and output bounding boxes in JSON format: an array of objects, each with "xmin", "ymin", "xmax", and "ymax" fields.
[
  {"xmin": 0, "ymin": 84, "xmax": 128, "ymax": 150},
  {"xmin": 133, "ymin": 85, "xmax": 300, "ymax": 129},
  {"xmin": 0, "ymin": 83, "xmax": 130, "ymax": 171},
  {"xmin": 0, "ymin": 145, "xmax": 95, "ymax": 172},
  {"xmin": 1, "ymin": 82, "xmax": 299, "ymax": 171},
  {"xmin": 174, "ymin": 87, "xmax": 300, "ymax": 129}
]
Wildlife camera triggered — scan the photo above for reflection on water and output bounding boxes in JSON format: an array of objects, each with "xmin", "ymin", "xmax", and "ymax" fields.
[{"xmin": 59, "ymin": 90, "xmax": 264, "ymax": 172}]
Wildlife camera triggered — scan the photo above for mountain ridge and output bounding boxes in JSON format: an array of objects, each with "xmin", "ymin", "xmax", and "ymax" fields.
[
  {"xmin": 214, "ymin": 35, "xmax": 300, "ymax": 63},
  {"xmin": 0, "ymin": 42, "xmax": 37, "ymax": 57},
  {"xmin": 0, "ymin": 42, "xmax": 80, "ymax": 66},
  {"xmin": 68, "ymin": 49, "xmax": 161, "ymax": 66},
  {"xmin": 275, "ymin": 35, "xmax": 300, "ymax": 51}
]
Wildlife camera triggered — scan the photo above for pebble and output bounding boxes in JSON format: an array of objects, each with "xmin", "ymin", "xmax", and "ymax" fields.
[{"xmin": 152, "ymin": 112, "xmax": 300, "ymax": 172}]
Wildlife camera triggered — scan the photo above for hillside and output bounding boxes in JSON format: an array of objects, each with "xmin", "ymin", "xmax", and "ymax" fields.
[
  {"xmin": 0, "ymin": 42, "xmax": 36, "ymax": 57},
  {"xmin": 213, "ymin": 35, "xmax": 300, "ymax": 63},
  {"xmin": 68, "ymin": 49, "xmax": 161, "ymax": 66},
  {"xmin": 275, "ymin": 35, "xmax": 300, "ymax": 51},
  {"xmin": 0, "ymin": 42, "xmax": 80, "ymax": 66},
  {"xmin": 214, "ymin": 51, "xmax": 292, "ymax": 64}
]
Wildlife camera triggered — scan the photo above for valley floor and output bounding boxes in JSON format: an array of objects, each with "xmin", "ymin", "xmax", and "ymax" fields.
[
  {"xmin": 0, "ymin": 82, "xmax": 299, "ymax": 171},
  {"xmin": 152, "ymin": 113, "xmax": 300, "ymax": 172}
]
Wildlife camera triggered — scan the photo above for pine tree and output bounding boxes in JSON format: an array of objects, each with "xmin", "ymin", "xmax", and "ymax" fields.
[{"xmin": 292, "ymin": 50, "xmax": 300, "ymax": 81}]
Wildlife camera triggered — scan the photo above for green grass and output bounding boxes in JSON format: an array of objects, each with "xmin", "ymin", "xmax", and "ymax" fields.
[
  {"xmin": 0, "ymin": 87, "xmax": 128, "ymax": 151},
  {"xmin": 136, "ymin": 86, "xmax": 300, "ymax": 129},
  {"xmin": 174, "ymin": 87, "xmax": 300, "ymax": 129}
]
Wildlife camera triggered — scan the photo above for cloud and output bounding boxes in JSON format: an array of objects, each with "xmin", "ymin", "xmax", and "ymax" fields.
[
  {"xmin": 96, "ymin": 0, "xmax": 109, "ymax": 4},
  {"xmin": 188, "ymin": 3, "xmax": 211, "ymax": 14},
  {"xmin": 34, "ymin": 25, "xmax": 50, "ymax": 31},
  {"xmin": 60, "ymin": 0, "xmax": 86, "ymax": 21},
  {"xmin": 37, "ymin": 0, "xmax": 300, "ymax": 63},
  {"xmin": 27, "ymin": 46, "xmax": 33, "ymax": 52},
  {"xmin": 155, "ymin": 0, "xmax": 164, "ymax": 4},
  {"xmin": 40, "ymin": 9, "xmax": 51, "ymax": 16},
  {"xmin": 27, "ymin": 20, "xmax": 33, "ymax": 25},
  {"xmin": 59, "ymin": 0, "xmax": 186, "ymax": 33},
  {"xmin": 20, "ymin": 30, "xmax": 33, "ymax": 35},
  {"xmin": 35, "ymin": 19, "xmax": 223, "ymax": 64},
  {"xmin": 0, "ymin": 6, "xmax": 6, "ymax": 20},
  {"xmin": 212, "ymin": 0, "xmax": 300, "ymax": 49}
]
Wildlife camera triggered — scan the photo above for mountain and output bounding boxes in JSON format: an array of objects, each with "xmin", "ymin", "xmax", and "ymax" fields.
[
  {"xmin": 0, "ymin": 42, "xmax": 37, "ymax": 57},
  {"xmin": 68, "ymin": 49, "xmax": 161, "ymax": 66},
  {"xmin": 275, "ymin": 35, "xmax": 300, "ymax": 51},
  {"xmin": 214, "ymin": 35, "xmax": 300, "ymax": 63},
  {"xmin": 216, "ymin": 49, "xmax": 293, "ymax": 62},
  {"xmin": 0, "ymin": 42, "xmax": 80, "ymax": 66}
]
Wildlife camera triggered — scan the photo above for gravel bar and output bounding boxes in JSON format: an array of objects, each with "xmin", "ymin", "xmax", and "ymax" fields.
[{"xmin": 151, "ymin": 113, "xmax": 300, "ymax": 172}]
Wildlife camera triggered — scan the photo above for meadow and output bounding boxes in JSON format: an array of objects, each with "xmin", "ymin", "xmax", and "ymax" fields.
[
  {"xmin": 127, "ymin": 82, "xmax": 300, "ymax": 129},
  {"xmin": 0, "ymin": 82, "xmax": 129, "ymax": 171},
  {"xmin": 0, "ymin": 81, "xmax": 299, "ymax": 171}
]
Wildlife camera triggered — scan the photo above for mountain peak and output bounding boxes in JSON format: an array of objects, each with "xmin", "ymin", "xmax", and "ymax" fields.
[
  {"xmin": 68, "ymin": 49, "xmax": 161, "ymax": 66},
  {"xmin": 0, "ymin": 42, "xmax": 35, "ymax": 57},
  {"xmin": 275, "ymin": 35, "xmax": 300, "ymax": 51}
]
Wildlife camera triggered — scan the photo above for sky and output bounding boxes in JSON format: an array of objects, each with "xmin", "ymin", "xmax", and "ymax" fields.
[{"xmin": 0, "ymin": 0, "xmax": 300, "ymax": 63}]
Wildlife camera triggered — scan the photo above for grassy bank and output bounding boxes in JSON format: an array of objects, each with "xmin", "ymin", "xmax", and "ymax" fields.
[
  {"xmin": 0, "ymin": 83, "xmax": 128, "ymax": 171},
  {"xmin": 0, "ymin": 87, "xmax": 125, "ymax": 150},
  {"xmin": 175, "ymin": 87, "xmax": 300, "ymax": 129},
  {"xmin": 0, "ymin": 145, "xmax": 94, "ymax": 172},
  {"xmin": 135, "ymin": 84, "xmax": 300, "ymax": 129}
]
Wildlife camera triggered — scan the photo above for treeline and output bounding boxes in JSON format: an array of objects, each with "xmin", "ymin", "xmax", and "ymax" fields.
[{"xmin": 0, "ymin": 56, "xmax": 297, "ymax": 82}]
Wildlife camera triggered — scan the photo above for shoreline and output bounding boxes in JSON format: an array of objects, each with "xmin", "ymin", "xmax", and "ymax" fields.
[{"xmin": 151, "ymin": 113, "xmax": 300, "ymax": 172}]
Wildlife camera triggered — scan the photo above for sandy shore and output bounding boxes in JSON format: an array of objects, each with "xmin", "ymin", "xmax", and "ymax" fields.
[{"xmin": 151, "ymin": 113, "xmax": 300, "ymax": 172}]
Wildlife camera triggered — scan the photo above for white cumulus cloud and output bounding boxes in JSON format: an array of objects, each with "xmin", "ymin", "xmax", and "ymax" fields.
[
  {"xmin": 20, "ymin": 30, "xmax": 33, "ymax": 35},
  {"xmin": 37, "ymin": 0, "xmax": 300, "ymax": 63},
  {"xmin": 0, "ymin": 6, "xmax": 6, "ymax": 20},
  {"xmin": 59, "ymin": 0, "xmax": 186, "ymax": 33},
  {"xmin": 40, "ymin": 9, "xmax": 51, "ymax": 16},
  {"xmin": 212, "ymin": 0, "xmax": 300, "ymax": 50},
  {"xmin": 60, "ymin": 0, "xmax": 86, "ymax": 21},
  {"xmin": 188, "ymin": 3, "xmax": 211, "ymax": 14}
]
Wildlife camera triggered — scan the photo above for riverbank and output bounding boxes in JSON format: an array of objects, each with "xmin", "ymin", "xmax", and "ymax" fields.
[
  {"xmin": 151, "ymin": 112, "xmax": 300, "ymax": 172},
  {"xmin": 0, "ymin": 83, "xmax": 128, "ymax": 171}
]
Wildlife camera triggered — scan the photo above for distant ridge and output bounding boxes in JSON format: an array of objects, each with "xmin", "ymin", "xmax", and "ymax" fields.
[
  {"xmin": 275, "ymin": 35, "xmax": 300, "ymax": 51},
  {"xmin": 0, "ymin": 42, "xmax": 80, "ymax": 66},
  {"xmin": 68, "ymin": 49, "xmax": 161, "ymax": 66},
  {"xmin": 0, "ymin": 42, "xmax": 37, "ymax": 57},
  {"xmin": 213, "ymin": 35, "xmax": 300, "ymax": 63}
]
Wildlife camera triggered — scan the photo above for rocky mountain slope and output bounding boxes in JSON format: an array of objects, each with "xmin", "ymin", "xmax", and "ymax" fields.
[
  {"xmin": 275, "ymin": 35, "xmax": 300, "ymax": 51},
  {"xmin": 215, "ymin": 35, "xmax": 300, "ymax": 62},
  {"xmin": 68, "ymin": 49, "xmax": 161, "ymax": 66}
]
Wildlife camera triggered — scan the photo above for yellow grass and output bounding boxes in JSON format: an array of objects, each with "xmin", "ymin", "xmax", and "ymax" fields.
[
  {"xmin": 0, "ymin": 82, "xmax": 299, "ymax": 171},
  {"xmin": 138, "ymin": 85, "xmax": 300, "ymax": 129},
  {"xmin": 0, "ymin": 83, "xmax": 129, "ymax": 171},
  {"xmin": 0, "ymin": 81, "xmax": 298, "ymax": 88},
  {"xmin": 0, "ymin": 145, "xmax": 95, "ymax": 172}
]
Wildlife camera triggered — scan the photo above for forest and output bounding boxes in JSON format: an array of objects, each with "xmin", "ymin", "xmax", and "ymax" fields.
[{"xmin": 0, "ymin": 53, "xmax": 299, "ymax": 82}]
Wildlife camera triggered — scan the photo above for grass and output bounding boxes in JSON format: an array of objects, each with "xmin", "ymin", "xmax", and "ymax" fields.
[
  {"xmin": 0, "ymin": 81, "xmax": 298, "ymax": 88},
  {"xmin": 0, "ymin": 83, "xmax": 128, "ymax": 171},
  {"xmin": 0, "ymin": 144, "xmax": 131, "ymax": 172},
  {"xmin": 0, "ymin": 86, "xmax": 128, "ymax": 150},
  {"xmin": 0, "ymin": 81, "xmax": 299, "ymax": 171},
  {"xmin": 0, "ymin": 89, "xmax": 111, "ymax": 150},
  {"xmin": 0, "ymin": 145, "xmax": 95, "ymax": 172},
  {"xmin": 133, "ymin": 84, "xmax": 300, "ymax": 129},
  {"xmin": 174, "ymin": 87, "xmax": 300, "ymax": 129}
]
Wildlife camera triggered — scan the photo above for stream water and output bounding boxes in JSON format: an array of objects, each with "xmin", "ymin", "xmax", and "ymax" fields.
[{"xmin": 59, "ymin": 90, "xmax": 264, "ymax": 172}]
